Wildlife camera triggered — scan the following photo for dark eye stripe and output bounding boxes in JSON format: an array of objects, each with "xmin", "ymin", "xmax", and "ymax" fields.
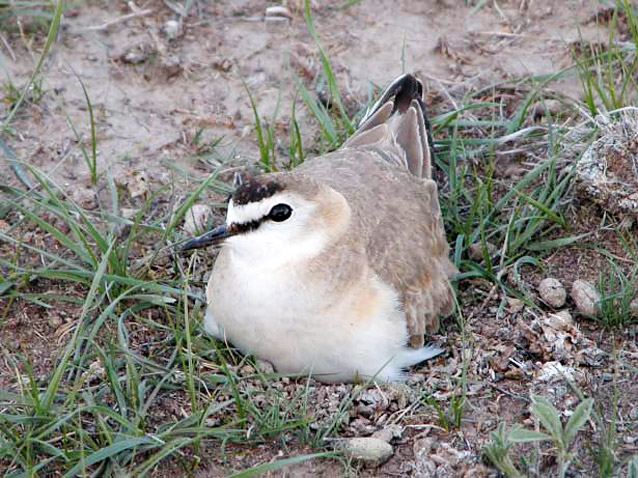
[
  {"xmin": 229, "ymin": 218, "xmax": 264, "ymax": 235},
  {"xmin": 230, "ymin": 204, "xmax": 292, "ymax": 235}
]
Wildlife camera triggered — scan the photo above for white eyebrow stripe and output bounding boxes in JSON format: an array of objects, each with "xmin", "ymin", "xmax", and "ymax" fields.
[
  {"xmin": 226, "ymin": 193, "xmax": 297, "ymax": 226},
  {"xmin": 227, "ymin": 200, "xmax": 268, "ymax": 226}
]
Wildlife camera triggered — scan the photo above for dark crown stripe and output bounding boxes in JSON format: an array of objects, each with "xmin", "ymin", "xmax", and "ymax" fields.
[{"xmin": 232, "ymin": 179, "xmax": 284, "ymax": 206}]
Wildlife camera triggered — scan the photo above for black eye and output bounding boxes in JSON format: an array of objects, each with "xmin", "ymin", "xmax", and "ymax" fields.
[{"xmin": 268, "ymin": 203, "xmax": 292, "ymax": 222}]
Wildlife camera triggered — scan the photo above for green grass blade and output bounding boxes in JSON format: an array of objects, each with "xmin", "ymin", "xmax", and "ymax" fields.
[
  {"xmin": 2, "ymin": 0, "xmax": 64, "ymax": 130},
  {"xmin": 64, "ymin": 436, "xmax": 158, "ymax": 477},
  {"xmin": 230, "ymin": 452, "xmax": 335, "ymax": 477}
]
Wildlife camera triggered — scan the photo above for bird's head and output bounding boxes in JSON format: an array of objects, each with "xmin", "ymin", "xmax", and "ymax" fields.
[{"xmin": 182, "ymin": 173, "xmax": 350, "ymax": 266}]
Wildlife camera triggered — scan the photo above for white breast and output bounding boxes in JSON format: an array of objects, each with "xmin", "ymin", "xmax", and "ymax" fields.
[{"xmin": 204, "ymin": 247, "xmax": 418, "ymax": 382}]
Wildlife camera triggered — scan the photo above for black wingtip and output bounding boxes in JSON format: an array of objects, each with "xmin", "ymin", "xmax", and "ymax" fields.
[
  {"xmin": 390, "ymin": 74, "xmax": 424, "ymax": 114},
  {"xmin": 386, "ymin": 74, "xmax": 434, "ymax": 159}
]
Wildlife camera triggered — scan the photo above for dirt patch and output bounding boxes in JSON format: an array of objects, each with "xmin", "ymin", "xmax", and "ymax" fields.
[{"xmin": 3, "ymin": 0, "xmax": 605, "ymax": 190}]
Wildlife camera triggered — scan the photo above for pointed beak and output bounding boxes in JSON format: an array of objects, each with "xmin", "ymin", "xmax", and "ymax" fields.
[{"xmin": 181, "ymin": 224, "xmax": 232, "ymax": 251}]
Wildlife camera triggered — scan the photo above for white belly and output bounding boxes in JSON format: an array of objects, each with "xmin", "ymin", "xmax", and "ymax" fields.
[{"xmin": 204, "ymin": 250, "xmax": 412, "ymax": 382}]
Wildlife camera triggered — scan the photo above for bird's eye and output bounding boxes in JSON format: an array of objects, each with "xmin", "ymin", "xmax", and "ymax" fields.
[{"xmin": 268, "ymin": 203, "xmax": 293, "ymax": 222}]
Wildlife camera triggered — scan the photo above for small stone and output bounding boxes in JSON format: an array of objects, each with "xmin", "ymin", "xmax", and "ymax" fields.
[
  {"xmin": 127, "ymin": 171, "xmax": 149, "ymax": 198},
  {"xmin": 357, "ymin": 391, "xmax": 381, "ymax": 405},
  {"xmin": 162, "ymin": 19, "xmax": 182, "ymax": 40},
  {"xmin": 343, "ymin": 437, "xmax": 393, "ymax": 467},
  {"xmin": 348, "ymin": 417, "xmax": 376, "ymax": 435},
  {"xmin": 507, "ymin": 297, "xmax": 524, "ymax": 314},
  {"xmin": 183, "ymin": 204, "xmax": 212, "ymax": 235},
  {"xmin": 120, "ymin": 208, "xmax": 138, "ymax": 219},
  {"xmin": 255, "ymin": 359, "xmax": 275, "ymax": 375},
  {"xmin": 546, "ymin": 310, "xmax": 573, "ymax": 330},
  {"xmin": 70, "ymin": 186, "xmax": 97, "ymax": 210},
  {"xmin": 468, "ymin": 241, "xmax": 497, "ymax": 262},
  {"xmin": 49, "ymin": 316, "xmax": 63, "ymax": 329},
  {"xmin": 265, "ymin": 6, "xmax": 292, "ymax": 20},
  {"xmin": 539, "ymin": 278, "xmax": 566, "ymax": 308},
  {"xmin": 354, "ymin": 403, "xmax": 375, "ymax": 418},
  {"xmin": 371, "ymin": 424, "xmax": 403, "ymax": 443},
  {"xmin": 121, "ymin": 45, "xmax": 151, "ymax": 64},
  {"xmin": 629, "ymin": 298, "xmax": 638, "ymax": 318},
  {"xmin": 571, "ymin": 280, "xmax": 601, "ymax": 316},
  {"xmin": 532, "ymin": 99, "xmax": 564, "ymax": 119}
]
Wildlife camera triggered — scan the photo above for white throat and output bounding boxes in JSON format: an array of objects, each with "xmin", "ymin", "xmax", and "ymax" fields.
[{"xmin": 224, "ymin": 196, "xmax": 330, "ymax": 270}]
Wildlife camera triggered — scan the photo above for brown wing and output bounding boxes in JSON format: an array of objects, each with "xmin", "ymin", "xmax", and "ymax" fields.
[
  {"xmin": 297, "ymin": 151, "xmax": 456, "ymax": 346},
  {"xmin": 296, "ymin": 74, "xmax": 456, "ymax": 347}
]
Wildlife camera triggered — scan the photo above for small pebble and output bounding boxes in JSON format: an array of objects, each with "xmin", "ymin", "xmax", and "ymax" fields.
[
  {"xmin": 538, "ymin": 278, "xmax": 566, "ymax": 308},
  {"xmin": 468, "ymin": 241, "xmax": 497, "ymax": 262},
  {"xmin": 546, "ymin": 310, "xmax": 573, "ymax": 330},
  {"xmin": 162, "ymin": 19, "xmax": 182, "ymax": 40},
  {"xmin": 531, "ymin": 99, "xmax": 563, "ymax": 119},
  {"xmin": 371, "ymin": 424, "xmax": 403, "ymax": 443},
  {"xmin": 571, "ymin": 280, "xmax": 601, "ymax": 316},
  {"xmin": 265, "ymin": 6, "xmax": 292, "ymax": 19},
  {"xmin": 120, "ymin": 207, "xmax": 138, "ymax": 219},
  {"xmin": 122, "ymin": 47, "xmax": 150, "ymax": 65},
  {"xmin": 255, "ymin": 359, "xmax": 275, "ymax": 375},
  {"xmin": 507, "ymin": 297, "xmax": 524, "ymax": 314},
  {"xmin": 183, "ymin": 204, "xmax": 212, "ymax": 235},
  {"xmin": 629, "ymin": 298, "xmax": 638, "ymax": 318},
  {"xmin": 127, "ymin": 171, "xmax": 149, "ymax": 198},
  {"xmin": 343, "ymin": 437, "xmax": 393, "ymax": 467}
]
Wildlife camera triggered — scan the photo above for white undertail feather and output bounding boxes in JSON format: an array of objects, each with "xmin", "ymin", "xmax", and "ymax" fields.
[{"xmin": 397, "ymin": 343, "xmax": 445, "ymax": 368}]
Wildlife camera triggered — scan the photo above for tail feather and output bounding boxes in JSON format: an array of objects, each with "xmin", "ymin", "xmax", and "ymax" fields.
[
  {"xmin": 397, "ymin": 343, "xmax": 445, "ymax": 368},
  {"xmin": 344, "ymin": 74, "xmax": 433, "ymax": 179}
]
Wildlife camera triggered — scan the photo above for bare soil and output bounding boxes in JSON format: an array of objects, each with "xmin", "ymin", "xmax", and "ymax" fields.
[{"xmin": 2, "ymin": 0, "xmax": 638, "ymax": 477}]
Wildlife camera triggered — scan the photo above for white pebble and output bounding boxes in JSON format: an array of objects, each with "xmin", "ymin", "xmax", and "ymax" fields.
[
  {"xmin": 183, "ymin": 204, "xmax": 212, "ymax": 235},
  {"xmin": 265, "ymin": 6, "xmax": 292, "ymax": 19},
  {"xmin": 571, "ymin": 280, "xmax": 601, "ymax": 316},
  {"xmin": 343, "ymin": 437, "xmax": 393, "ymax": 467},
  {"xmin": 162, "ymin": 20, "xmax": 182, "ymax": 40},
  {"xmin": 546, "ymin": 310, "xmax": 573, "ymax": 330},
  {"xmin": 538, "ymin": 278, "xmax": 566, "ymax": 308}
]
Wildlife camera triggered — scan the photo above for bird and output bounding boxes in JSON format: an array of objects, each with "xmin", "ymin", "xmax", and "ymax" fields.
[{"xmin": 182, "ymin": 74, "xmax": 457, "ymax": 382}]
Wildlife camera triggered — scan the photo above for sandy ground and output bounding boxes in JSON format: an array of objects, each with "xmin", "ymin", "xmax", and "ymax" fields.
[{"xmin": 4, "ymin": 0, "xmax": 603, "ymax": 191}]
